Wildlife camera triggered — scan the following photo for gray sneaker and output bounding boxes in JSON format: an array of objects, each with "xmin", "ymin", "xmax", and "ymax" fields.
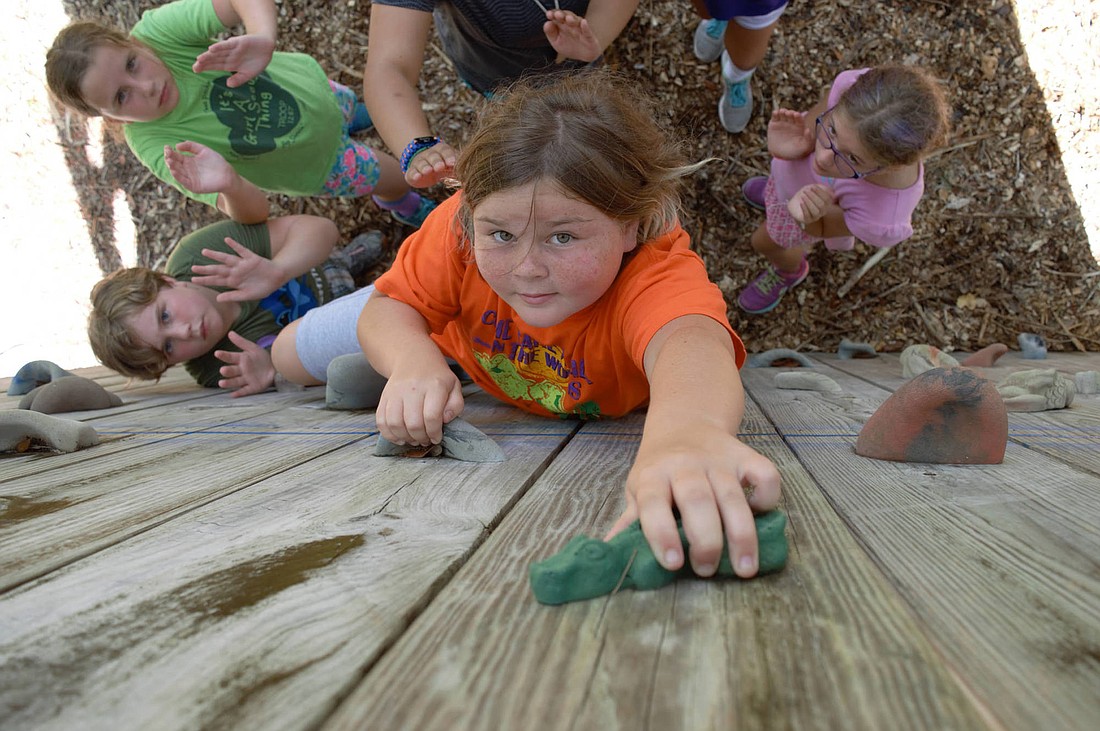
[
  {"xmin": 693, "ymin": 19, "xmax": 727, "ymax": 63},
  {"xmin": 718, "ymin": 73, "xmax": 753, "ymax": 134}
]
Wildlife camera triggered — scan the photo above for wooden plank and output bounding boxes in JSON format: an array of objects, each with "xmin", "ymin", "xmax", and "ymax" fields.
[
  {"xmin": 0, "ymin": 388, "xmax": 320, "ymax": 483},
  {"xmin": 0, "ymin": 399, "xmax": 577, "ymax": 731},
  {"xmin": 816, "ymin": 353, "xmax": 1100, "ymax": 476},
  {"xmin": 737, "ymin": 363, "xmax": 1100, "ymax": 731},
  {"xmin": 0, "ymin": 388, "xmax": 388, "ymax": 590},
  {"xmin": 325, "ymin": 402, "xmax": 992, "ymax": 731}
]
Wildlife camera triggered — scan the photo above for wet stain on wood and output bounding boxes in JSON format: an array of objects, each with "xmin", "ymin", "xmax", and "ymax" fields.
[
  {"xmin": 0, "ymin": 495, "xmax": 74, "ymax": 523},
  {"xmin": 175, "ymin": 534, "xmax": 366, "ymax": 620}
]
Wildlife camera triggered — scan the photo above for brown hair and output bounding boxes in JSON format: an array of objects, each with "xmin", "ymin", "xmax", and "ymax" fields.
[
  {"xmin": 87, "ymin": 268, "xmax": 172, "ymax": 380},
  {"xmin": 837, "ymin": 65, "xmax": 951, "ymax": 167},
  {"xmin": 453, "ymin": 71, "xmax": 705, "ymax": 246},
  {"xmin": 45, "ymin": 21, "xmax": 137, "ymax": 116}
]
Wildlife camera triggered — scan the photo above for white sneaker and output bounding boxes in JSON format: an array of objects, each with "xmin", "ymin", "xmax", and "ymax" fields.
[
  {"xmin": 693, "ymin": 19, "xmax": 727, "ymax": 63},
  {"xmin": 718, "ymin": 74, "xmax": 753, "ymax": 134}
]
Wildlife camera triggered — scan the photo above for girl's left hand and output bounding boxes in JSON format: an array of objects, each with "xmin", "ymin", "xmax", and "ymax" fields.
[
  {"xmin": 788, "ymin": 183, "xmax": 835, "ymax": 226},
  {"xmin": 543, "ymin": 10, "xmax": 602, "ymax": 63},
  {"xmin": 191, "ymin": 237, "xmax": 284, "ymax": 302},
  {"xmin": 192, "ymin": 34, "xmax": 275, "ymax": 88},
  {"xmin": 165, "ymin": 141, "xmax": 236, "ymax": 195},
  {"xmin": 606, "ymin": 432, "xmax": 781, "ymax": 579}
]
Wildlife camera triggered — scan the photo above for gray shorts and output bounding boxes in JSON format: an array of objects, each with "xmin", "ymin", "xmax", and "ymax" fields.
[{"xmin": 295, "ymin": 284, "xmax": 375, "ymax": 382}]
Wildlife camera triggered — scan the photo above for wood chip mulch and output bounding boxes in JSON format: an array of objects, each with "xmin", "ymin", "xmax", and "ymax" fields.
[{"xmin": 53, "ymin": 0, "xmax": 1100, "ymax": 353}]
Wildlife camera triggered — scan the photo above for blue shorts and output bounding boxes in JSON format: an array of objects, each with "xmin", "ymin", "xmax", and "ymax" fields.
[
  {"xmin": 295, "ymin": 284, "xmax": 375, "ymax": 381},
  {"xmin": 705, "ymin": 0, "xmax": 788, "ymax": 27}
]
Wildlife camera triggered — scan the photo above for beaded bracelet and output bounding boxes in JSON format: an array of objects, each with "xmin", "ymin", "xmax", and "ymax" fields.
[{"xmin": 400, "ymin": 136, "xmax": 442, "ymax": 174}]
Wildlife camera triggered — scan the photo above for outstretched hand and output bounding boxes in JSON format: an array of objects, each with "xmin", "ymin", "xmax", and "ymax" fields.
[
  {"xmin": 405, "ymin": 141, "xmax": 458, "ymax": 189},
  {"xmin": 543, "ymin": 10, "xmax": 602, "ymax": 63},
  {"xmin": 605, "ymin": 433, "xmax": 781, "ymax": 579},
  {"xmin": 788, "ymin": 183, "xmax": 836, "ymax": 226},
  {"xmin": 215, "ymin": 331, "xmax": 276, "ymax": 397},
  {"xmin": 191, "ymin": 237, "xmax": 284, "ymax": 302},
  {"xmin": 192, "ymin": 34, "xmax": 275, "ymax": 88},
  {"xmin": 165, "ymin": 141, "xmax": 237, "ymax": 195},
  {"xmin": 767, "ymin": 108, "xmax": 815, "ymax": 160}
]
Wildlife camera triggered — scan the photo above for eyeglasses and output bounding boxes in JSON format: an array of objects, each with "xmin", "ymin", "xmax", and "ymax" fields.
[{"xmin": 814, "ymin": 109, "xmax": 883, "ymax": 179}]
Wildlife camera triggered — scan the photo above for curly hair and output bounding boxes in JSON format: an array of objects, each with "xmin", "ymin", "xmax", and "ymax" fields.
[
  {"xmin": 453, "ymin": 71, "xmax": 707, "ymax": 248},
  {"xmin": 837, "ymin": 65, "xmax": 951, "ymax": 167},
  {"xmin": 87, "ymin": 268, "xmax": 172, "ymax": 380}
]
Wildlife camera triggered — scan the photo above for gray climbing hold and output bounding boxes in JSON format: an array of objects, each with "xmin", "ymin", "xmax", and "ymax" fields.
[
  {"xmin": 18, "ymin": 376, "xmax": 123, "ymax": 414},
  {"xmin": 837, "ymin": 338, "xmax": 877, "ymax": 359},
  {"xmin": 1074, "ymin": 371, "xmax": 1099, "ymax": 395},
  {"xmin": 325, "ymin": 353, "xmax": 387, "ymax": 410},
  {"xmin": 900, "ymin": 344, "xmax": 960, "ymax": 378},
  {"xmin": 0, "ymin": 410, "xmax": 99, "ymax": 453},
  {"xmin": 775, "ymin": 371, "xmax": 843, "ymax": 394},
  {"xmin": 1017, "ymin": 332, "xmax": 1047, "ymax": 360},
  {"xmin": 996, "ymin": 369, "xmax": 1075, "ymax": 411},
  {"xmin": 747, "ymin": 349, "xmax": 814, "ymax": 368},
  {"xmin": 7, "ymin": 360, "xmax": 74, "ymax": 396},
  {"xmin": 374, "ymin": 417, "xmax": 506, "ymax": 462}
]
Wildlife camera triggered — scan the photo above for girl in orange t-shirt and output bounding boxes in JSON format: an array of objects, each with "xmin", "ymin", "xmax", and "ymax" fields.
[{"xmin": 284, "ymin": 73, "xmax": 782, "ymax": 580}]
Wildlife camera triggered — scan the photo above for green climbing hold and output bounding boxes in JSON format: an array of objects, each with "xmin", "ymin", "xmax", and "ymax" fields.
[{"xmin": 529, "ymin": 510, "xmax": 788, "ymax": 605}]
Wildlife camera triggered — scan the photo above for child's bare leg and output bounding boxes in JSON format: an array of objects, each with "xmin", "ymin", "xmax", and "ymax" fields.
[
  {"xmin": 370, "ymin": 151, "xmax": 410, "ymax": 201},
  {"xmin": 723, "ymin": 21, "xmax": 778, "ymax": 72},
  {"xmin": 271, "ymin": 321, "xmax": 324, "ymax": 386},
  {"xmin": 750, "ymin": 221, "xmax": 806, "ymax": 273}
]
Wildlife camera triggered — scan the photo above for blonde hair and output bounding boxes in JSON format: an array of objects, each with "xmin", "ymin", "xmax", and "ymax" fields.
[
  {"xmin": 837, "ymin": 65, "xmax": 951, "ymax": 166},
  {"xmin": 454, "ymin": 71, "xmax": 704, "ymax": 247},
  {"xmin": 46, "ymin": 21, "xmax": 140, "ymax": 116},
  {"xmin": 88, "ymin": 268, "xmax": 172, "ymax": 380}
]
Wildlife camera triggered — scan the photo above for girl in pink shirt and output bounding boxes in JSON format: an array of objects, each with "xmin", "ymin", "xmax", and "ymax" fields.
[{"xmin": 737, "ymin": 65, "xmax": 950, "ymax": 314}]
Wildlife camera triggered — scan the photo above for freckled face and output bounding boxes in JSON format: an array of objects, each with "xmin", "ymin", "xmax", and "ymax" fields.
[
  {"xmin": 471, "ymin": 181, "xmax": 639, "ymax": 329},
  {"xmin": 79, "ymin": 43, "xmax": 178, "ymax": 122},
  {"xmin": 125, "ymin": 280, "xmax": 231, "ymax": 364}
]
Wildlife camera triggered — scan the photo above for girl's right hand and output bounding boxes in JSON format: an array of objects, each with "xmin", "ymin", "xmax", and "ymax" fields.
[
  {"xmin": 375, "ymin": 366, "xmax": 465, "ymax": 447},
  {"xmin": 405, "ymin": 142, "xmax": 457, "ymax": 188},
  {"xmin": 767, "ymin": 108, "xmax": 814, "ymax": 160},
  {"xmin": 192, "ymin": 34, "xmax": 275, "ymax": 88}
]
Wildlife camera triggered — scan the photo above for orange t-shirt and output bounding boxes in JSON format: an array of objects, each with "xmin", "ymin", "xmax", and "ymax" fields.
[{"xmin": 374, "ymin": 193, "xmax": 746, "ymax": 419}]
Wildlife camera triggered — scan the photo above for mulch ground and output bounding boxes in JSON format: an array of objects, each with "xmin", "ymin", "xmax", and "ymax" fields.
[{"xmin": 54, "ymin": 0, "xmax": 1100, "ymax": 353}]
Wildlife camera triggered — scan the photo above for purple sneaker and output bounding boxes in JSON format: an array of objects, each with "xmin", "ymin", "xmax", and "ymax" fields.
[
  {"xmin": 390, "ymin": 195, "xmax": 437, "ymax": 228},
  {"xmin": 737, "ymin": 259, "xmax": 809, "ymax": 314},
  {"xmin": 742, "ymin": 176, "xmax": 767, "ymax": 211}
]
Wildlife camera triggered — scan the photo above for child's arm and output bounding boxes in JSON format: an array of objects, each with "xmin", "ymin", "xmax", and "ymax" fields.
[
  {"xmin": 544, "ymin": 1, "xmax": 638, "ymax": 62},
  {"xmin": 189, "ymin": 215, "xmax": 339, "ymax": 301},
  {"xmin": 164, "ymin": 141, "xmax": 269, "ymax": 223},
  {"xmin": 605, "ymin": 315, "xmax": 781, "ymax": 577},
  {"xmin": 363, "ymin": 4, "xmax": 457, "ymax": 189},
  {"xmin": 358, "ymin": 291, "xmax": 465, "ymax": 446},
  {"xmin": 214, "ymin": 330, "xmax": 276, "ymax": 397},
  {"xmin": 193, "ymin": 0, "xmax": 279, "ymax": 88}
]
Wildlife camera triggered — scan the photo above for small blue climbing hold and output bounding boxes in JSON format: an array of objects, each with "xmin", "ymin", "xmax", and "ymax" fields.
[
  {"xmin": 1017, "ymin": 333, "xmax": 1047, "ymax": 360},
  {"xmin": 7, "ymin": 360, "xmax": 73, "ymax": 396}
]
